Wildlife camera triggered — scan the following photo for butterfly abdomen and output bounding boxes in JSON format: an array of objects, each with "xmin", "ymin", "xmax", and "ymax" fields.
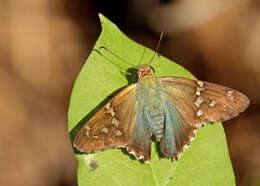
[
  {"xmin": 150, "ymin": 108, "xmax": 165, "ymax": 142},
  {"xmin": 139, "ymin": 77, "xmax": 165, "ymax": 142}
]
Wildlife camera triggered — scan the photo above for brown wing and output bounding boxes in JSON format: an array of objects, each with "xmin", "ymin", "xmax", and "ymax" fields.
[
  {"xmin": 73, "ymin": 84, "xmax": 137, "ymax": 153},
  {"xmin": 159, "ymin": 76, "xmax": 250, "ymax": 127}
]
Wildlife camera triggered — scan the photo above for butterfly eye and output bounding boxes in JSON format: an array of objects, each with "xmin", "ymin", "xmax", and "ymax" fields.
[{"xmin": 137, "ymin": 70, "xmax": 142, "ymax": 78}]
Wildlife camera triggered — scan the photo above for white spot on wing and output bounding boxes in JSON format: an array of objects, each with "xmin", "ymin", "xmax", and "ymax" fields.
[
  {"xmin": 183, "ymin": 144, "xmax": 189, "ymax": 150},
  {"xmin": 128, "ymin": 150, "xmax": 136, "ymax": 156},
  {"xmin": 197, "ymin": 81, "xmax": 204, "ymax": 87},
  {"xmin": 126, "ymin": 147, "xmax": 146, "ymax": 161},
  {"xmin": 85, "ymin": 126, "xmax": 90, "ymax": 130},
  {"xmin": 112, "ymin": 117, "xmax": 119, "ymax": 127},
  {"xmin": 209, "ymin": 100, "xmax": 218, "ymax": 107},
  {"xmin": 116, "ymin": 130, "xmax": 122, "ymax": 136},
  {"xmin": 194, "ymin": 97, "xmax": 204, "ymax": 108},
  {"xmin": 138, "ymin": 155, "xmax": 144, "ymax": 160},
  {"xmin": 106, "ymin": 107, "xmax": 115, "ymax": 117},
  {"xmin": 105, "ymin": 102, "xmax": 111, "ymax": 110},
  {"xmin": 85, "ymin": 125, "xmax": 91, "ymax": 137},
  {"xmin": 102, "ymin": 127, "xmax": 109, "ymax": 133},
  {"xmin": 196, "ymin": 87, "xmax": 205, "ymax": 96},
  {"xmin": 197, "ymin": 109, "xmax": 203, "ymax": 117},
  {"xmin": 227, "ymin": 90, "xmax": 234, "ymax": 101}
]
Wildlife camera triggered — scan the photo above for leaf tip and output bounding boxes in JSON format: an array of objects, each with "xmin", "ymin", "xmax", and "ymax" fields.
[
  {"xmin": 98, "ymin": 13, "xmax": 110, "ymax": 29},
  {"xmin": 98, "ymin": 13, "xmax": 120, "ymax": 34},
  {"xmin": 98, "ymin": 13, "xmax": 105, "ymax": 23}
]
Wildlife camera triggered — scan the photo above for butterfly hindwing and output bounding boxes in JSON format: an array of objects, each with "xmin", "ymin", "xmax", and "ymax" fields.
[
  {"xmin": 127, "ymin": 101, "xmax": 152, "ymax": 162},
  {"xmin": 160, "ymin": 100, "xmax": 196, "ymax": 158},
  {"xmin": 159, "ymin": 76, "xmax": 249, "ymax": 127},
  {"xmin": 73, "ymin": 84, "xmax": 138, "ymax": 153}
]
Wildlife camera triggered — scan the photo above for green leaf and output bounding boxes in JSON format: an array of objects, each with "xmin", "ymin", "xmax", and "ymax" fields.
[{"xmin": 68, "ymin": 14, "xmax": 235, "ymax": 186}]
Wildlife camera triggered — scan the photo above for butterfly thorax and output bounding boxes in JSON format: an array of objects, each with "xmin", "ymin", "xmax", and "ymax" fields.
[{"xmin": 137, "ymin": 75, "xmax": 165, "ymax": 142}]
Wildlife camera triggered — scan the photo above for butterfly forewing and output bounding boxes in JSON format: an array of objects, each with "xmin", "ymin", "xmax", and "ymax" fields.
[
  {"xmin": 73, "ymin": 84, "xmax": 138, "ymax": 153},
  {"xmin": 159, "ymin": 76, "xmax": 250, "ymax": 127}
]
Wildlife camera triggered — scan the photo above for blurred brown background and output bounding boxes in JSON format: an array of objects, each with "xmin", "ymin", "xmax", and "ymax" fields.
[{"xmin": 0, "ymin": 0, "xmax": 259, "ymax": 186}]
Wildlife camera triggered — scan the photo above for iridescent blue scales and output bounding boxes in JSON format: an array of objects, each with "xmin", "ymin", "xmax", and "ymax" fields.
[{"xmin": 73, "ymin": 64, "xmax": 249, "ymax": 163}]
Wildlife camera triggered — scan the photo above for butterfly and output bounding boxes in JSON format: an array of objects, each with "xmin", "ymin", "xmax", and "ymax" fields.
[{"xmin": 73, "ymin": 61, "xmax": 250, "ymax": 163}]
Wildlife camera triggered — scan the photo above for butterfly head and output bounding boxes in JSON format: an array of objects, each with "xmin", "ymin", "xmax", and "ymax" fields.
[{"xmin": 137, "ymin": 64, "xmax": 154, "ymax": 79}]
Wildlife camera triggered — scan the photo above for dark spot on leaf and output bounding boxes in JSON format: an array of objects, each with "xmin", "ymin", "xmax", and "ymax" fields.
[
  {"xmin": 90, "ymin": 160, "xmax": 98, "ymax": 171},
  {"xmin": 169, "ymin": 176, "xmax": 173, "ymax": 180}
]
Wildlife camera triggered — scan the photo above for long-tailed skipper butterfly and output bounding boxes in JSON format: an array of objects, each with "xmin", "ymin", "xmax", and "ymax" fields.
[{"xmin": 73, "ymin": 33, "xmax": 249, "ymax": 163}]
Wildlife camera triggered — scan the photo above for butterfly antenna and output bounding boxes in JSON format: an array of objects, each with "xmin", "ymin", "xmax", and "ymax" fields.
[
  {"xmin": 99, "ymin": 46, "xmax": 136, "ymax": 68},
  {"xmin": 148, "ymin": 32, "xmax": 164, "ymax": 65}
]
